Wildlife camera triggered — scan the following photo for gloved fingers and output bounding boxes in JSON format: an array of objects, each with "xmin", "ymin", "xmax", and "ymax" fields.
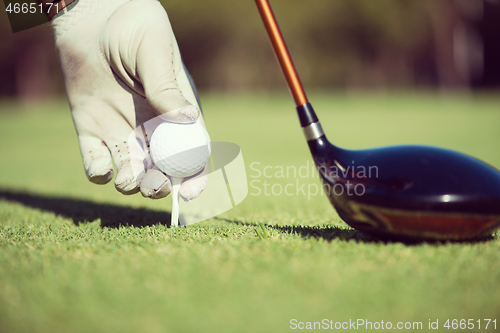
[
  {"xmin": 108, "ymin": 134, "xmax": 147, "ymax": 195},
  {"xmin": 114, "ymin": 159, "xmax": 142, "ymax": 195},
  {"xmin": 80, "ymin": 134, "xmax": 144, "ymax": 196},
  {"xmin": 72, "ymin": 101, "xmax": 149, "ymax": 195},
  {"xmin": 134, "ymin": 1, "xmax": 200, "ymax": 123},
  {"xmin": 78, "ymin": 135, "xmax": 114, "ymax": 185},
  {"xmin": 140, "ymin": 166, "xmax": 172, "ymax": 199},
  {"xmin": 179, "ymin": 163, "xmax": 210, "ymax": 202}
]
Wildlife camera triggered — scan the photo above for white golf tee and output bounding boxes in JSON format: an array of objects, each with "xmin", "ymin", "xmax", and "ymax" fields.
[{"xmin": 170, "ymin": 177, "xmax": 182, "ymax": 227}]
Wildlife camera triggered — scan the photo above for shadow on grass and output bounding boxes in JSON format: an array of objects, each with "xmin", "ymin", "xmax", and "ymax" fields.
[
  {"xmin": 214, "ymin": 217, "xmax": 496, "ymax": 245},
  {"xmin": 0, "ymin": 189, "xmax": 170, "ymax": 228},
  {"xmin": 214, "ymin": 217, "xmax": 378, "ymax": 243}
]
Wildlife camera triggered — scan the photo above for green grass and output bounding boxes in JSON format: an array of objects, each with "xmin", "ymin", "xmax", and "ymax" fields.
[{"xmin": 1, "ymin": 92, "xmax": 500, "ymax": 333}]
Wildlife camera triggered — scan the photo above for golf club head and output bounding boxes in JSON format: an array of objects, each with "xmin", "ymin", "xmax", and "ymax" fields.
[{"xmin": 307, "ymin": 135, "xmax": 500, "ymax": 241}]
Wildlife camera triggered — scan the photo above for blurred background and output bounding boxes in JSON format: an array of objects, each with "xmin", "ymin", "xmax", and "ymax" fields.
[{"xmin": 1, "ymin": 0, "xmax": 500, "ymax": 102}]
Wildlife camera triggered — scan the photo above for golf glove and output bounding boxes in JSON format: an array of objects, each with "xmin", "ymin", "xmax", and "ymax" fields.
[{"xmin": 50, "ymin": 0, "xmax": 208, "ymax": 200}]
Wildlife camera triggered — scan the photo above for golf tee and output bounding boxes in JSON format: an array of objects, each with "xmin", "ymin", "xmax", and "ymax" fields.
[{"xmin": 170, "ymin": 177, "xmax": 182, "ymax": 227}]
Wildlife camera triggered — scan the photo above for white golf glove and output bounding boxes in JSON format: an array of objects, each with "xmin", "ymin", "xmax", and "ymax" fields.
[{"xmin": 50, "ymin": 0, "xmax": 208, "ymax": 200}]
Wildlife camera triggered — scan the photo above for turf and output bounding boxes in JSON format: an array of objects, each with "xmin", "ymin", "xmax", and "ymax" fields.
[{"xmin": 0, "ymin": 92, "xmax": 499, "ymax": 332}]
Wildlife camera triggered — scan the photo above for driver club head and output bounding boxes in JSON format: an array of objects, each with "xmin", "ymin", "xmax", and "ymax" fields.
[{"xmin": 301, "ymin": 103, "xmax": 500, "ymax": 240}]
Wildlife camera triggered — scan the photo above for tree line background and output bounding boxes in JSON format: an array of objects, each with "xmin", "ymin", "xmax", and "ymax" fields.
[{"xmin": 1, "ymin": 0, "xmax": 499, "ymax": 101}]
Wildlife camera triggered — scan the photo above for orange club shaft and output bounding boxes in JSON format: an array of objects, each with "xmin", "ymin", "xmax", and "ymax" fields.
[{"xmin": 255, "ymin": 0, "xmax": 309, "ymax": 107}]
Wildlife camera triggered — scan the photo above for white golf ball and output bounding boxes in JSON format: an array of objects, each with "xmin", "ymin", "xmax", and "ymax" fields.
[{"xmin": 150, "ymin": 121, "xmax": 211, "ymax": 178}]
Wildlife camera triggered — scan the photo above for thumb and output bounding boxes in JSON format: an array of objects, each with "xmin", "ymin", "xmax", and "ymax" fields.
[{"xmin": 135, "ymin": 1, "xmax": 200, "ymax": 123}]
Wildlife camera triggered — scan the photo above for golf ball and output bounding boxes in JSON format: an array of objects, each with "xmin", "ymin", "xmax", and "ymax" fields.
[{"xmin": 150, "ymin": 121, "xmax": 211, "ymax": 178}]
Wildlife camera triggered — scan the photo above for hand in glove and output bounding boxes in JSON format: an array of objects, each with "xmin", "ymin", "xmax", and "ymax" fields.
[{"xmin": 49, "ymin": 0, "xmax": 208, "ymax": 200}]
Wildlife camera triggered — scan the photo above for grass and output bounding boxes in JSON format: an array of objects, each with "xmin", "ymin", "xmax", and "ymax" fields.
[{"xmin": 0, "ymin": 92, "xmax": 500, "ymax": 332}]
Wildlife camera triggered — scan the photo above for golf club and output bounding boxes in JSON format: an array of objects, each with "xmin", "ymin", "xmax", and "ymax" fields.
[{"xmin": 255, "ymin": 0, "xmax": 500, "ymax": 240}]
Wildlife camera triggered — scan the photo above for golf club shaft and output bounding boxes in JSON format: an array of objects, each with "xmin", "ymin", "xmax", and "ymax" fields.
[
  {"xmin": 255, "ymin": 0, "xmax": 323, "ymax": 137},
  {"xmin": 255, "ymin": 0, "xmax": 308, "ymax": 107}
]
